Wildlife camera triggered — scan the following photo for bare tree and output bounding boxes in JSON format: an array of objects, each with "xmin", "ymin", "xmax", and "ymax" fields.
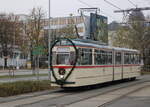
[
  {"xmin": 24, "ymin": 7, "xmax": 45, "ymax": 68},
  {"xmin": 0, "ymin": 13, "xmax": 22, "ymax": 68},
  {"xmin": 113, "ymin": 11, "xmax": 150, "ymax": 70}
]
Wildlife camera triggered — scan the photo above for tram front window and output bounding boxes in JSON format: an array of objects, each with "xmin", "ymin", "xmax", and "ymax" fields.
[
  {"xmin": 56, "ymin": 52, "xmax": 75, "ymax": 65},
  {"xmin": 57, "ymin": 53, "xmax": 70, "ymax": 65}
]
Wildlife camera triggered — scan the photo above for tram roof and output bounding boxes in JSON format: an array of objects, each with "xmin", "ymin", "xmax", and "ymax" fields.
[{"xmin": 71, "ymin": 39, "xmax": 139, "ymax": 52}]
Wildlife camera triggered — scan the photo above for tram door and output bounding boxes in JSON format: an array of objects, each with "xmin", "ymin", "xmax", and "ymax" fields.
[{"xmin": 114, "ymin": 51, "xmax": 122, "ymax": 80}]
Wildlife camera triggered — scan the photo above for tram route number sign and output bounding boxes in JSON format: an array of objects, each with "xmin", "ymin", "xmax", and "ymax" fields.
[{"xmin": 32, "ymin": 46, "xmax": 45, "ymax": 55}]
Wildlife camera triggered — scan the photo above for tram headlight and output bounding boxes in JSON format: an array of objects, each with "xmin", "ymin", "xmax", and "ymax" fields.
[
  {"xmin": 58, "ymin": 68, "xmax": 66, "ymax": 79},
  {"xmin": 60, "ymin": 75, "xmax": 64, "ymax": 79}
]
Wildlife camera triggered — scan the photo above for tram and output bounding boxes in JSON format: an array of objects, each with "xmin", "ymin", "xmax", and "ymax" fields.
[{"xmin": 50, "ymin": 38, "xmax": 141, "ymax": 87}]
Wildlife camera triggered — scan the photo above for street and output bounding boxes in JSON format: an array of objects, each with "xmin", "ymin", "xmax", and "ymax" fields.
[{"xmin": 0, "ymin": 69, "xmax": 50, "ymax": 83}]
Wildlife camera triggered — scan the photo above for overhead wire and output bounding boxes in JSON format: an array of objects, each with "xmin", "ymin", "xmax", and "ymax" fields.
[
  {"xmin": 128, "ymin": 0, "xmax": 137, "ymax": 8},
  {"xmin": 103, "ymin": 0, "xmax": 126, "ymax": 22},
  {"xmin": 77, "ymin": 0, "xmax": 93, "ymax": 8},
  {"xmin": 77, "ymin": 0, "xmax": 116, "ymax": 21},
  {"xmin": 145, "ymin": 0, "xmax": 150, "ymax": 4},
  {"xmin": 104, "ymin": 0, "xmax": 122, "ymax": 10}
]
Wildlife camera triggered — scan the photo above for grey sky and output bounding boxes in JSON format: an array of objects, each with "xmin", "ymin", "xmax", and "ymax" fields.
[{"xmin": 0, "ymin": 0, "xmax": 150, "ymax": 23}]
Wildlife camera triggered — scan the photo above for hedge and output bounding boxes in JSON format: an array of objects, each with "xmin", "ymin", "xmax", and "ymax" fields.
[{"xmin": 0, "ymin": 80, "xmax": 54, "ymax": 97}]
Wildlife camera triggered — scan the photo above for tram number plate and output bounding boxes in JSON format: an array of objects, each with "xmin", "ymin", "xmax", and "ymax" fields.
[{"xmin": 57, "ymin": 47, "xmax": 70, "ymax": 52}]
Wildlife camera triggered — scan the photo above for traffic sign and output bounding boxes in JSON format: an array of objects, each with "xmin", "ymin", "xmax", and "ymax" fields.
[{"xmin": 32, "ymin": 45, "xmax": 45, "ymax": 55}]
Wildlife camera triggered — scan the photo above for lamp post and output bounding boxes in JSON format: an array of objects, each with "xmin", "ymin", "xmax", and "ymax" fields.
[{"xmin": 48, "ymin": 0, "xmax": 51, "ymax": 81}]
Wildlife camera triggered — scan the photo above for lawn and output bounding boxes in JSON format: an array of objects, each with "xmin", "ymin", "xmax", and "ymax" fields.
[{"xmin": 0, "ymin": 80, "xmax": 55, "ymax": 97}]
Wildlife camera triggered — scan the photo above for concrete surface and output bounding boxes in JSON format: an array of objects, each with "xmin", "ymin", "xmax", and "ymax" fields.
[{"xmin": 106, "ymin": 85, "xmax": 150, "ymax": 107}]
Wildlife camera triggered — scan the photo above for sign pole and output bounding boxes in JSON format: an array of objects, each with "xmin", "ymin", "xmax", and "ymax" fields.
[
  {"xmin": 48, "ymin": 0, "xmax": 51, "ymax": 82},
  {"xmin": 37, "ymin": 55, "xmax": 40, "ymax": 81}
]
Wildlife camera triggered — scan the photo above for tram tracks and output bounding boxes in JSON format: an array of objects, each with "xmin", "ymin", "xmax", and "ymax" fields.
[
  {"xmin": 98, "ymin": 82, "xmax": 150, "ymax": 107},
  {"xmin": 62, "ymin": 80, "xmax": 150, "ymax": 107}
]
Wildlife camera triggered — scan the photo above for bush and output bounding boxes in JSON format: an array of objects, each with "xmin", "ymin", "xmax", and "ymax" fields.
[{"xmin": 0, "ymin": 80, "xmax": 53, "ymax": 97}]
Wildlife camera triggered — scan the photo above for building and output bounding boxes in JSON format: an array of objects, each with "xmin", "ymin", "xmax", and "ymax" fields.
[{"xmin": 43, "ymin": 13, "xmax": 108, "ymax": 43}]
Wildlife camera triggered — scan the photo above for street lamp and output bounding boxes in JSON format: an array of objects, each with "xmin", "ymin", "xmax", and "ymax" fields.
[{"xmin": 48, "ymin": 0, "xmax": 51, "ymax": 81}]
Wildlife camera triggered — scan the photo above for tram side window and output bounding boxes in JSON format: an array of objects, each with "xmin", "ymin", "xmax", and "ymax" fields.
[
  {"xmin": 108, "ymin": 52, "xmax": 113, "ymax": 64},
  {"xmin": 94, "ymin": 50, "xmax": 112, "ymax": 65},
  {"xmin": 70, "ymin": 52, "xmax": 75, "ymax": 65},
  {"xmin": 115, "ymin": 52, "xmax": 121, "ymax": 64},
  {"xmin": 124, "ymin": 53, "xmax": 129, "ymax": 64},
  {"xmin": 138, "ymin": 54, "xmax": 141, "ymax": 64},
  {"xmin": 52, "ymin": 52, "xmax": 57, "ymax": 65},
  {"xmin": 135, "ymin": 54, "xmax": 140, "ymax": 64},
  {"xmin": 78, "ymin": 48, "xmax": 92, "ymax": 65},
  {"xmin": 100, "ymin": 50, "xmax": 106, "ymax": 64},
  {"xmin": 77, "ymin": 48, "xmax": 82, "ymax": 65},
  {"xmin": 131, "ymin": 54, "xmax": 135, "ymax": 64},
  {"xmin": 95, "ymin": 50, "xmax": 103, "ymax": 65},
  {"xmin": 94, "ymin": 50, "xmax": 101, "ymax": 65},
  {"xmin": 124, "ymin": 53, "xmax": 133, "ymax": 64}
]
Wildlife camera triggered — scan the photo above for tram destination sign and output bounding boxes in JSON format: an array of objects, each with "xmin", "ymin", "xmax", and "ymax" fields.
[{"xmin": 57, "ymin": 47, "xmax": 70, "ymax": 52}]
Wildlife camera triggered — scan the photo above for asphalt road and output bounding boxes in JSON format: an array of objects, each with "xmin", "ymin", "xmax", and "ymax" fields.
[
  {"xmin": 0, "ymin": 76, "xmax": 50, "ymax": 83},
  {"xmin": 0, "ymin": 75, "xmax": 150, "ymax": 107},
  {"xmin": 0, "ymin": 69, "xmax": 48, "ymax": 76},
  {"xmin": 0, "ymin": 69, "xmax": 50, "ymax": 82},
  {"xmin": 106, "ymin": 84, "xmax": 150, "ymax": 107}
]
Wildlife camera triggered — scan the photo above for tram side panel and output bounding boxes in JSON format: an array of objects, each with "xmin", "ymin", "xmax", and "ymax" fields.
[
  {"xmin": 123, "ymin": 65, "xmax": 130, "ymax": 79},
  {"xmin": 114, "ymin": 66, "xmax": 122, "ymax": 80},
  {"xmin": 75, "ymin": 67, "xmax": 104, "ymax": 86},
  {"xmin": 103, "ymin": 66, "xmax": 113, "ymax": 82},
  {"xmin": 73, "ymin": 66, "xmax": 114, "ymax": 87},
  {"xmin": 123, "ymin": 53, "xmax": 141, "ymax": 79},
  {"xmin": 130, "ymin": 65, "xmax": 141, "ymax": 78},
  {"xmin": 123, "ymin": 65, "xmax": 140, "ymax": 79}
]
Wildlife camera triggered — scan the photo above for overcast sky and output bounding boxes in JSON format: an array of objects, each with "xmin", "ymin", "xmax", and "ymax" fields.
[{"xmin": 0, "ymin": 0, "xmax": 150, "ymax": 23}]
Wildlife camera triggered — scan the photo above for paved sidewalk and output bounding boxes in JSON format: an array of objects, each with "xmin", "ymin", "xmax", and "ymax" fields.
[
  {"xmin": 0, "ymin": 76, "xmax": 50, "ymax": 83},
  {"xmin": 0, "ymin": 69, "xmax": 48, "ymax": 73},
  {"xmin": 0, "ymin": 69, "xmax": 51, "ymax": 83},
  {"xmin": 0, "ymin": 69, "xmax": 49, "ymax": 76}
]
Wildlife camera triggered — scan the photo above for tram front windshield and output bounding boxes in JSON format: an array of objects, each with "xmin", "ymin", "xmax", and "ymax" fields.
[
  {"xmin": 56, "ymin": 52, "xmax": 75, "ymax": 65},
  {"xmin": 57, "ymin": 53, "xmax": 69, "ymax": 65}
]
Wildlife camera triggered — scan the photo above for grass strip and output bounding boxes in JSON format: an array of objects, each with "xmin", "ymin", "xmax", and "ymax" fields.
[
  {"xmin": 0, "ymin": 80, "xmax": 55, "ymax": 97},
  {"xmin": 141, "ymin": 71, "xmax": 150, "ymax": 75}
]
